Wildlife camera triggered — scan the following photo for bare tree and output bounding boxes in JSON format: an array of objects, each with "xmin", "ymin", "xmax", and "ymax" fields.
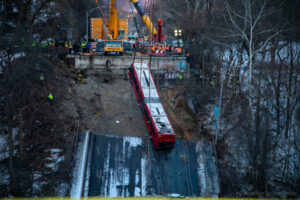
[{"xmin": 202, "ymin": 0, "xmax": 287, "ymax": 141}]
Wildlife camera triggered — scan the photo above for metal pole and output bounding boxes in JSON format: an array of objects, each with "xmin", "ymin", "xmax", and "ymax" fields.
[
  {"xmin": 86, "ymin": 11, "xmax": 89, "ymax": 40},
  {"xmin": 86, "ymin": 7, "xmax": 100, "ymax": 41}
]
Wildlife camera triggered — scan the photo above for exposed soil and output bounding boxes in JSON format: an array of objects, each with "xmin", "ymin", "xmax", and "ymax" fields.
[
  {"xmin": 62, "ymin": 69, "xmax": 148, "ymax": 138},
  {"xmin": 158, "ymin": 86, "xmax": 201, "ymax": 141},
  {"xmin": 63, "ymin": 68, "xmax": 202, "ymax": 140}
]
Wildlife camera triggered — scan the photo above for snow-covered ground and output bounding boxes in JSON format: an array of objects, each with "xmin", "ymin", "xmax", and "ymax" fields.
[
  {"xmin": 0, "ymin": 126, "xmax": 66, "ymax": 196},
  {"xmin": 31, "ymin": 147, "xmax": 65, "ymax": 194},
  {"xmin": 0, "ymin": 127, "xmax": 19, "ymax": 188},
  {"xmin": 70, "ymin": 131, "xmax": 90, "ymax": 198}
]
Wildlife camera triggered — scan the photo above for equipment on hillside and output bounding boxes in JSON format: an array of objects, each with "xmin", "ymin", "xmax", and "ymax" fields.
[
  {"xmin": 90, "ymin": 0, "xmax": 167, "ymax": 56},
  {"xmin": 104, "ymin": 40, "xmax": 123, "ymax": 55},
  {"xmin": 93, "ymin": 0, "xmax": 128, "ymax": 40},
  {"xmin": 92, "ymin": 0, "xmax": 128, "ymax": 55},
  {"xmin": 173, "ymin": 39, "xmax": 184, "ymax": 56}
]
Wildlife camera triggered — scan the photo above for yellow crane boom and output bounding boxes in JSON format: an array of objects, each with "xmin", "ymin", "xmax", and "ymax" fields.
[{"xmin": 129, "ymin": 0, "xmax": 157, "ymax": 35}]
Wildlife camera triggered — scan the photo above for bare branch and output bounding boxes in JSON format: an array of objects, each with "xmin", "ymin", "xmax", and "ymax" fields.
[
  {"xmin": 253, "ymin": 30, "xmax": 285, "ymax": 56},
  {"xmin": 202, "ymin": 34, "xmax": 244, "ymax": 56},
  {"xmin": 254, "ymin": 29, "xmax": 273, "ymax": 37},
  {"xmin": 226, "ymin": 2, "xmax": 250, "ymax": 23},
  {"xmin": 225, "ymin": 2, "xmax": 250, "ymax": 43},
  {"xmin": 252, "ymin": 0, "xmax": 266, "ymax": 30}
]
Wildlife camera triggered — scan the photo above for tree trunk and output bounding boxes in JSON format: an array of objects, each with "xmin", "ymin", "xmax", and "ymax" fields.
[
  {"xmin": 255, "ymin": 59, "xmax": 261, "ymax": 132},
  {"xmin": 18, "ymin": 117, "xmax": 24, "ymax": 161},
  {"xmin": 202, "ymin": 54, "xmax": 205, "ymax": 88},
  {"xmin": 8, "ymin": 123, "xmax": 14, "ymax": 192},
  {"xmin": 284, "ymin": 42, "xmax": 294, "ymax": 139},
  {"xmin": 275, "ymin": 59, "xmax": 282, "ymax": 138}
]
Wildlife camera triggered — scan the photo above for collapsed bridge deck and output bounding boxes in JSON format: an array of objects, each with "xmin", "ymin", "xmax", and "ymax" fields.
[{"xmin": 71, "ymin": 133, "xmax": 220, "ymax": 197}]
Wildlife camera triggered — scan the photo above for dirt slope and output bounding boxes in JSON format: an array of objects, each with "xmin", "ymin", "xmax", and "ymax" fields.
[{"xmin": 63, "ymin": 69, "xmax": 148, "ymax": 137}]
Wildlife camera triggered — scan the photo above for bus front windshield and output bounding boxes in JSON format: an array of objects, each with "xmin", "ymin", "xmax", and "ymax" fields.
[{"xmin": 105, "ymin": 41, "xmax": 122, "ymax": 47}]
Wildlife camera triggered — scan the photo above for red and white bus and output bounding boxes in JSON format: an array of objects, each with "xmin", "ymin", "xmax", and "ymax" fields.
[{"xmin": 129, "ymin": 62, "xmax": 175, "ymax": 149}]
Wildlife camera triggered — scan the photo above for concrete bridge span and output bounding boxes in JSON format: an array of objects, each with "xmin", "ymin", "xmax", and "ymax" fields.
[{"xmin": 67, "ymin": 55, "xmax": 189, "ymax": 72}]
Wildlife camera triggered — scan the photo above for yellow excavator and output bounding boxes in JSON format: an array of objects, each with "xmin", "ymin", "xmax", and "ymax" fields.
[{"xmin": 93, "ymin": 0, "xmax": 164, "ymax": 55}]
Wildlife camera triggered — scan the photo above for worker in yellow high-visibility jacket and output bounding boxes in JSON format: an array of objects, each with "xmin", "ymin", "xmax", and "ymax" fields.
[{"xmin": 48, "ymin": 93, "xmax": 54, "ymax": 104}]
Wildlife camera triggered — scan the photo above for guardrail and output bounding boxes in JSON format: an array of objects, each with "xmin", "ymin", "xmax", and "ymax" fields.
[{"xmin": 67, "ymin": 122, "xmax": 80, "ymax": 196}]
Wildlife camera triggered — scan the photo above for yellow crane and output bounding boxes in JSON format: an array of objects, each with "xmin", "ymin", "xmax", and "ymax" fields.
[
  {"xmin": 92, "ymin": 0, "xmax": 164, "ymax": 55},
  {"xmin": 129, "ymin": 0, "xmax": 157, "ymax": 36},
  {"xmin": 94, "ymin": 0, "xmax": 128, "ymax": 55},
  {"xmin": 95, "ymin": 0, "xmax": 158, "ymax": 39}
]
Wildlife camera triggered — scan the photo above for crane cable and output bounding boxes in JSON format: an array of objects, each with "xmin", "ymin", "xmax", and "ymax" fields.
[
  {"xmin": 95, "ymin": 0, "xmax": 109, "ymax": 28},
  {"xmin": 95, "ymin": 0, "xmax": 112, "ymax": 39},
  {"xmin": 119, "ymin": 0, "xmax": 128, "ymax": 15},
  {"xmin": 159, "ymin": 0, "xmax": 162, "ymax": 19}
]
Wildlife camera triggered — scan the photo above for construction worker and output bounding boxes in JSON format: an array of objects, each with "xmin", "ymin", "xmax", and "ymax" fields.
[
  {"xmin": 68, "ymin": 41, "xmax": 73, "ymax": 54},
  {"xmin": 40, "ymin": 41, "xmax": 46, "ymax": 53},
  {"xmin": 49, "ymin": 40, "xmax": 55, "ymax": 47},
  {"xmin": 151, "ymin": 45, "xmax": 156, "ymax": 53},
  {"xmin": 159, "ymin": 45, "xmax": 164, "ymax": 54},
  {"xmin": 64, "ymin": 41, "xmax": 68, "ymax": 49},
  {"xmin": 48, "ymin": 93, "xmax": 54, "ymax": 104},
  {"xmin": 86, "ymin": 42, "xmax": 91, "ymax": 53},
  {"xmin": 40, "ymin": 74, "xmax": 45, "ymax": 85},
  {"xmin": 178, "ymin": 74, "xmax": 183, "ymax": 83},
  {"xmin": 210, "ymin": 80, "xmax": 215, "ymax": 87},
  {"xmin": 236, "ymin": 79, "xmax": 240, "ymax": 86},
  {"xmin": 49, "ymin": 40, "xmax": 55, "ymax": 53},
  {"xmin": 81, "ymin": 42, "xmax": 86, "ymax": 53},
  {"xmin": 186, "ymin": 52, "xmax": 191, "ymax": 63},
  {"xmin": 165, "ymin": 45, "xmax": 170, "ymax": 55},
  {"xmin": 55, "ymin": 40, "xmax": 59, "ymax": 54},
  {"xmin": 171, "ymin": 97, "xmax": 176, "ymax": 110}
]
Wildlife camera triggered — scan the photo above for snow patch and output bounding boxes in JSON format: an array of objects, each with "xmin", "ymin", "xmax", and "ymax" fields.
[
  {"xmin": 44, "ymin": 148, "xmax": 64, "ymax": 171},
  {"xmin": 141, "ymin": 155, "xmax": 148, "ymax": 196},
  {"xmin": 32, "ymin": 171, "xmax": 44, "ymax": 192},
  {"xmin": 70, "ymin": 131, "xmax": 90, "ymax": 198},
  {"xmin": 123, "ymin": 136, "xmax": 142, "ymax": 148},
  {"xmin": 0, "ymin": 128, "xmax": 19, "ymax": 161}
]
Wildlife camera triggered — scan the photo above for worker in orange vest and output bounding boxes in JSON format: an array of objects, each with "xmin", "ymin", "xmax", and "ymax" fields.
[
  {"xmin": 152, "ymin": 45, "xmax": 156, "ymax": 53},
  {"xmin": 165, "ymin": 45, "xmax": 170, "ymax": 55},
  {"xmin": 186, "ymin": 52, "xmax": 190, "ymax": 62}
]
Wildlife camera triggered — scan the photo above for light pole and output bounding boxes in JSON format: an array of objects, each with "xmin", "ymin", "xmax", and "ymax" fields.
[
  {"xmin": 86, "ymin": 7, "xmax": 101, "ymax": 41},
  {"xmin": 174, "ymin": 29, "xmax": 181, "ymax": 46}
]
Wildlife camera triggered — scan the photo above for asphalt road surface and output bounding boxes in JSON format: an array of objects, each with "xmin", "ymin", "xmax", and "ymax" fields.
[{"xmin": 83, "ymin": 134, "xmax": 219, "ymax": 197}]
